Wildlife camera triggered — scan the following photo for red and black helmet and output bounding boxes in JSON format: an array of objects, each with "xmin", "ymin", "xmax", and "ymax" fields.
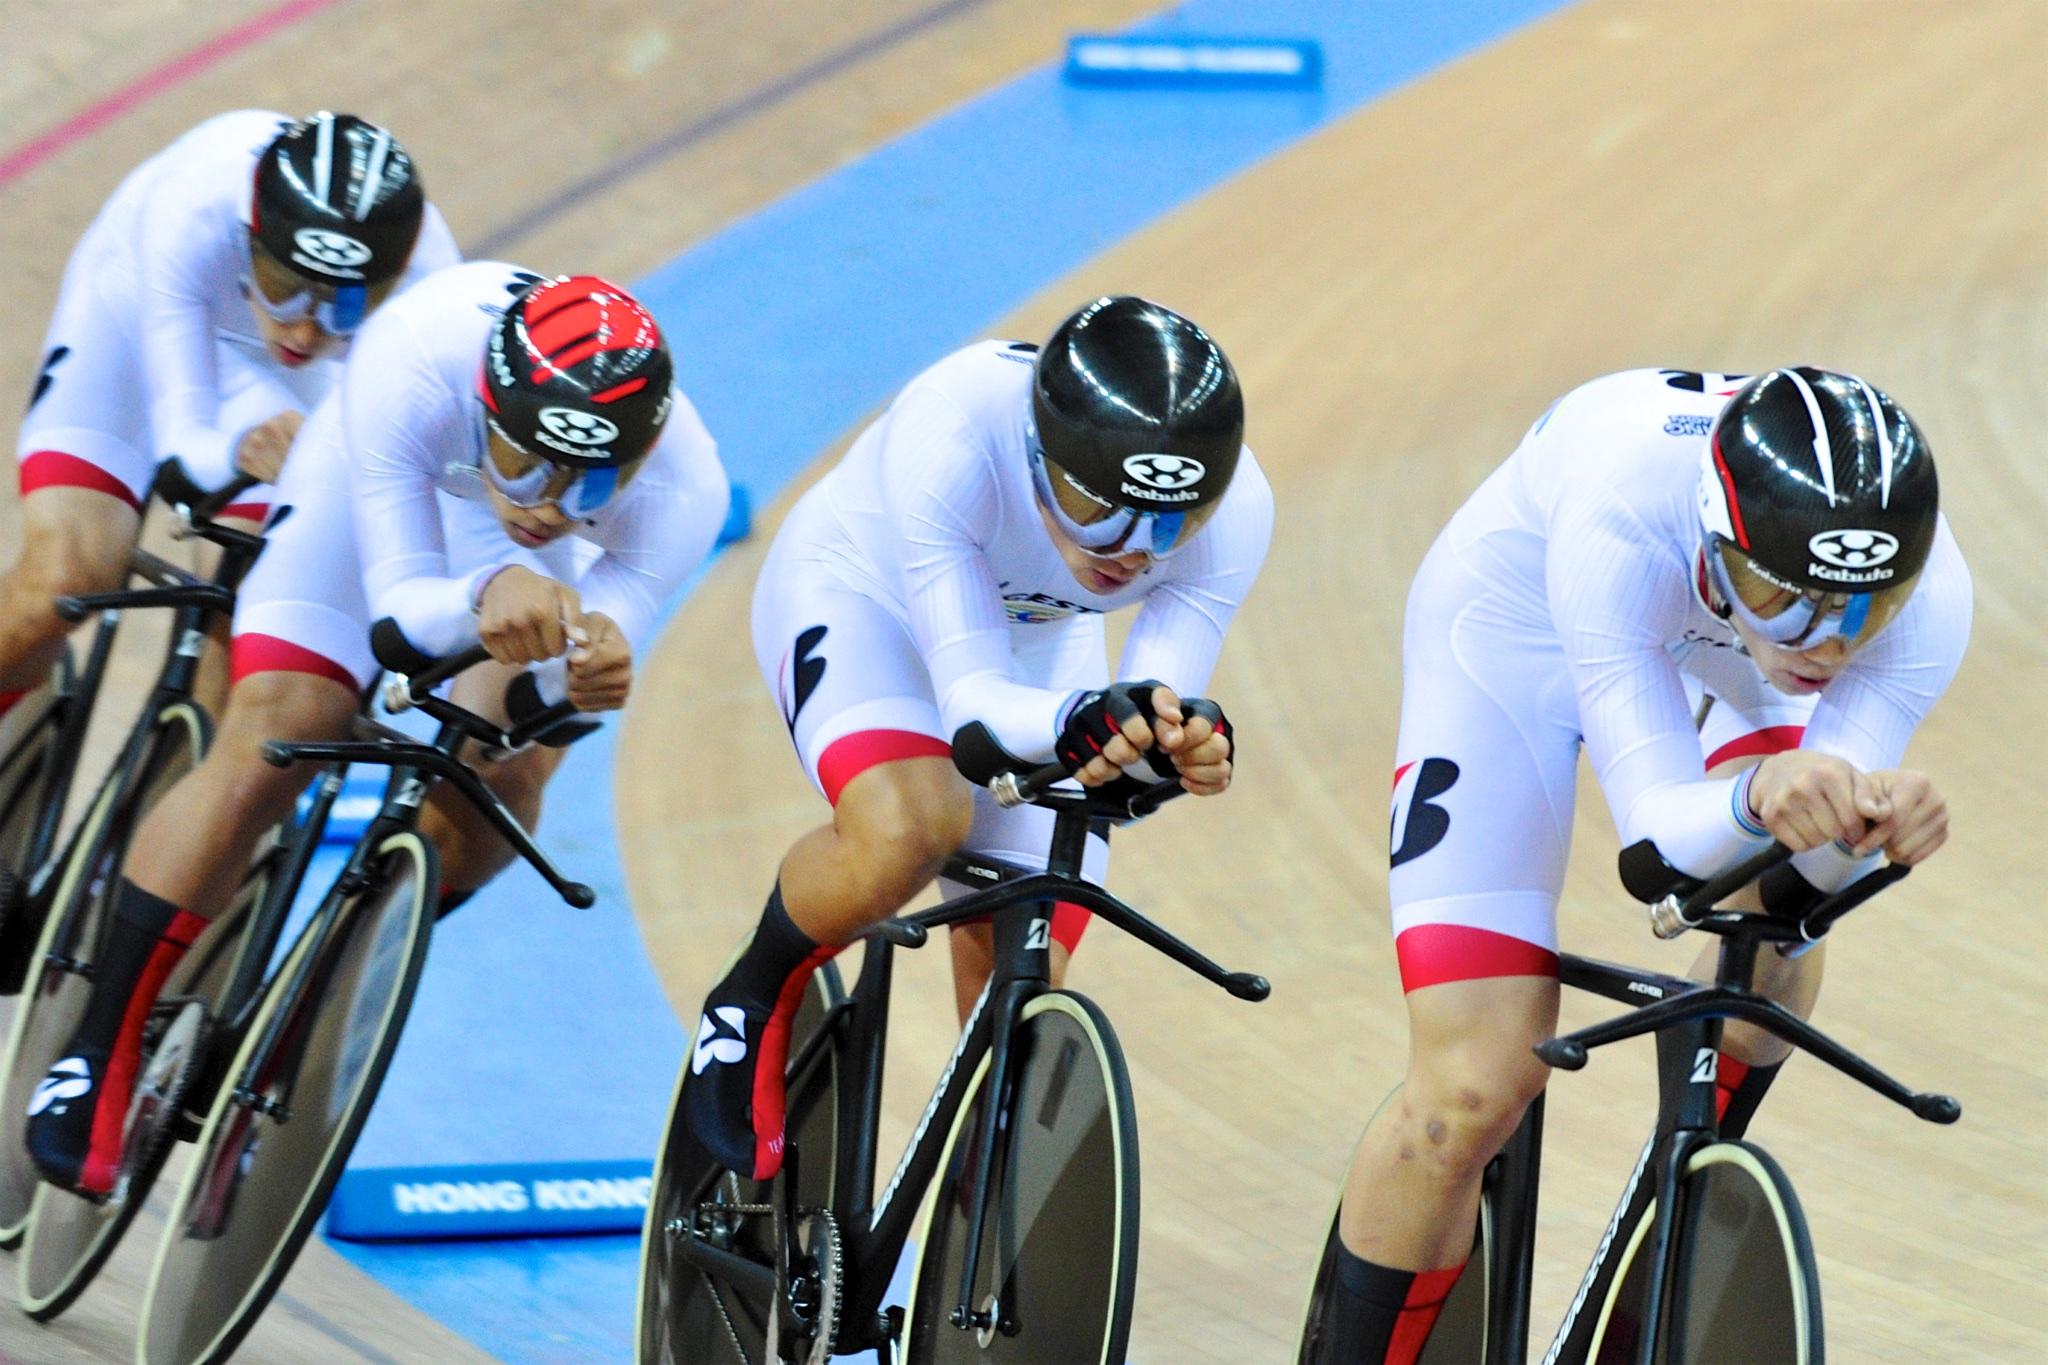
[{"xmin": 480, "ymin": 275, "xmax": 674, "ymax": 468}]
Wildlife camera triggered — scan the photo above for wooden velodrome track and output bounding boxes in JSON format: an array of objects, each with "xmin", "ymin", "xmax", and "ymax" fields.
[{"xmin": 3, "ymin": 1, "xmax": 2043, "ymax": 1361}]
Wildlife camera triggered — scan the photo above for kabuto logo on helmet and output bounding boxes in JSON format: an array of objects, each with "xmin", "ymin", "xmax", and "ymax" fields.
[
  {"xmin": 536, "ymin": 407, "xmax": 621, "ymax": 452},
  {"xmin": 1121, "ymin": 453, "xmax": 1207, "ymax": 502},
  {"xmin": 1808, "ymin": 528, "xmax": 1900, "ymax": 582},
  {"xmin": 292, "ymin": 227, "xmax": 374, "ymax": 276}
]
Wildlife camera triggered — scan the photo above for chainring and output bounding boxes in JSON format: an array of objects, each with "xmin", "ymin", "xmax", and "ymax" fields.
[
  {"xmin": 765, "ymin": 1210, "xmax": 843, "ymax": 1365},
  {"xmin": 111, "ymin": 997, "xmax": 211, "ymax": 1208}
]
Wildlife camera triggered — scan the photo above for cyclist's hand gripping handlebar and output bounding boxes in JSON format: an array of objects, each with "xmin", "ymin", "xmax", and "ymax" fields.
[{"xmin": 952, "ymin": 721, "xmax": 1185, "ymax": 819}]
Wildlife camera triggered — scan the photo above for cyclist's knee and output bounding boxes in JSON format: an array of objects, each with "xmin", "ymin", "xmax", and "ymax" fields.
[
  {"xmin": 479, "ymin": 744, "xmax": 562, "ymax": 826},
  {"xmin": 1396, "ymin": 1041, "xmax": 1549, "ymax": 1186},
  {"xmin": 210, "ymin": 671, "xmax": 356, "ymax": 815},
  {"xmin": 4, "ymin": 514, "xmax": 132, "ymax": 624},
  {"xmin": 836, "ymin": 757, "xmax": 972, "ymax": 897}
]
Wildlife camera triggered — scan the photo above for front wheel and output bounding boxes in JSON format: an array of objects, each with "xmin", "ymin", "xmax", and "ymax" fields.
[
  {"xmin": 1584, "ymin": 1140, "xmax": 1822, "ymax": 1364},
  {"xmin": 136, "ymin": 833, "xmax": 436, "ymax": 1365},
  {"xmin": 904, "ymin": 990, "xmax": 1138, "ymax": 1365},
  {"xmin": 0, "ymin": 700, "xmax": 208, "ymax": 1248},
  {"xmin": 17, "ymin": 851, "xmax": 275, "ymax": 1321},
  {"xmin": 635, "ymin": 961, "xmax": 846, "ymax": 1365}
]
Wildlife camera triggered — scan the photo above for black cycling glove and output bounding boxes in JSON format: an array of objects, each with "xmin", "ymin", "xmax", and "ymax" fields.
[{"xmin": 1055, "ymin": 680, "xmax": 1165, "ymax": 774}]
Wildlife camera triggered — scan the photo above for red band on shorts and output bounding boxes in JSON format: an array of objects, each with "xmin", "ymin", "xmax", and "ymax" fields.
[
  {"xmin": 17, "ymin": 450, "xmax": 142, "ymax": 511},
  {"xmin": 230, "ymin": 633, "xmax": 361, "ymax": 695},
  {"xmin": 1704, "ymin": 725, "xmax": 1805, "ymax": 772},
  {"xmin": 816, "ymin": 729, "xmax": 952, "ymax": 806},
  {"xmin": 1395, "ymin": 923, "xmax": 1559, "ymax": 993}
]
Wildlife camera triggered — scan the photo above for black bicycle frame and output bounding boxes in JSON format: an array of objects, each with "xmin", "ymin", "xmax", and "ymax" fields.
[
  {"xmin": 1473, "ymin": 849, "xmax": 1957, "ymax": 1365},
  {"xmin": 235, "ymin": 671, "xmax": 593, "ymax": 1126},
  {"xmin": 678, "ymin": 787, "xmax": 1268, "ymax": 1357},
  {"xmin": 40, "ymin": 546, "xmax": 261, "ymax": 973}
]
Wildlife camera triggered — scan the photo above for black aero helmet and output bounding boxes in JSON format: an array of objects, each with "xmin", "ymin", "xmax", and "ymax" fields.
[
  {"xmin": 251, "ymin": 112, "xmax": 424, "ymax": 287},
  {"xmin": 1029, "ymin": 296, "xmax": 1243, "ymax": 558},
  {"xmin": 1697, "ymin": 366, "xmax": 1939, "ymax": 649}
]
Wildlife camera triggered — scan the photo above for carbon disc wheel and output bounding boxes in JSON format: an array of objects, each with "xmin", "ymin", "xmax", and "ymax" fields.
[
  {"xmin": 904, "ymin": 990, "xmax": 1138, "ymax": 1365},
  {"xmin": 137, "ymin": 835, "xmax": 435, "ymax": 1365},
  {"xmin": 1586, "ymin": 1140, "xmax": 1822, "ymax": 1364}
]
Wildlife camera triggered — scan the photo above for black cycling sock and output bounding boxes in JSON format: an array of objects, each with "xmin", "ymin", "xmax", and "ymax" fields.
[
  {"xmin": 1716, "ymin": 1053, "xmax": 1783, "ymax": 1140},
  {"xmin": 682, "ymin": 883, "xmax": 830, "ymax": 1180},
  {"xmin": 723, "ymin": 884, "xmax": 821, "ymax": 1000},
  {"xmin": 1318, "ymin": 1240, "xmax": 1466, "ymax": 1365},
  {"xmin": 75, "ymin": 881, "xmax": 182, "ymax": 1050}
]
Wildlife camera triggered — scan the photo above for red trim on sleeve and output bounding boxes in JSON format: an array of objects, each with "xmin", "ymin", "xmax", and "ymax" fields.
[
  {"xmin": 1703, "ymin": 724, "xmax": 1805, "ymax": 773},
  {"xmin": 230, "ymin": 632, "xmax": 362, "ymax": 695},
  {"xmin": 218, "ymin": 500, "xmax": 272, "ymax": 522},
  {"xmin": 1395, "ymin": 923, "xmax": 1559, "ymax": 994},
  {"xmin": 17, "ymin": 451, "xmax": 142, "ymax": 510},
  {"xmin": 816, "ymin": 729, "xmax": 952, "ymax": 806}
]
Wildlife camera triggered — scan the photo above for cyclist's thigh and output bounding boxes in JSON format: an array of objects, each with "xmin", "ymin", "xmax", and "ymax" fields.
[
  {"xmin": 9, "ymin": 487, "xmax": 141, "ymax": 598},
  {"xmin": 14, "ymin": 264, "xmax": 155, "ymax": 518},
  {"xmin": 1389, "ymin": 539, "xmax": 1582, "ymax": 994},
  {"xmin": 751, "ymin": 541, "xmax": 950, "ymax": 806},
  {"xmin": 229, "ymin": 405, "xmax": 379, "ymax": 694}
]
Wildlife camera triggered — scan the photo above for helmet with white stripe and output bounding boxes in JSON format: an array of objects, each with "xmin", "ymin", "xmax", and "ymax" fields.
[
  {"xmin": 251, "ymin": 112, "xmax": 424, "ymax": 289},
  {"xmin": 1696, "ymin": 366, "xmax": 1938, "ymax": 650}
]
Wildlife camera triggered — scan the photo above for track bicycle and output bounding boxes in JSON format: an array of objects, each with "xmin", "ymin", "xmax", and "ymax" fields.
[
  {"xmin": 637, "ymin": 721, "xmax": 1273, "ymax": 1364},
  {"xmin": 0, "ymin": 464, "xmax": 260, "ymax": 1248},
  {"xmin": 1298, "ymin": 840, "xmax": 1960, "ymax": 1365},
  {"xmin": 84, "ymin": 621, "xmax": 595, "ymax": 1364}
]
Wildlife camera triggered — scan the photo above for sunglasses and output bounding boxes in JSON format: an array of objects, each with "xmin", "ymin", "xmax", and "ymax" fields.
[
  {"xmin": 1704, "ymin": 541, "xmax": 1915, "ymax": 651},
  {"xmin": 480, "ymin": 432, "xmax": 633, "ymax": 517},
  {"xmin": 1027, "ymin": 440, "xmax": 1215, "ymax": 561}
]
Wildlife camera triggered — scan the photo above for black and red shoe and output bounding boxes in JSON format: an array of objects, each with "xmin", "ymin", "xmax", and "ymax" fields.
[
  {"xmin": 682, "ymin": 943, "xmax": 836, "ymax": 1182},
  {"xmin": 26, "ymin": 1046, "xmax": 121, "ymax": 1198}
]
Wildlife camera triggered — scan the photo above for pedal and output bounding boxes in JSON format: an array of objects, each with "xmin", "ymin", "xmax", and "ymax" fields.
[{"xmin": 111, "ymin": 999, "xmax": 211, "ymax": 1208}]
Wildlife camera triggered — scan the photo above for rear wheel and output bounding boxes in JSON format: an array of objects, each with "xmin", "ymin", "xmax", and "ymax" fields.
[
  {"xmin": 0, "ymin": 674, "xmax": 68, "ymax": 991},
  {"xmin": 904, "ymin": 990, "xmax": 1138, "ymax": 1365},
  {"xmin": 635, "ymin": 962, "xmax": 845, "ymax": 1365},
  {"xmin": 136, "ymin": 834, "xmax": 436, "ymax": 1365},
  {"xmin": 0, "ymin": 701, "xmax": 208, "ymax": 1248},
  {"xmin": 1586, "ymin": 1140, "xmax": 1821, "ymax": 1364}
]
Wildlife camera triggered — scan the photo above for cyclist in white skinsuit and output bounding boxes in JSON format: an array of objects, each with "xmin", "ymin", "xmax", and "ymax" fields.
[
  {"xmin": 1, "ymin": 110, "xmax": 457, "ymax": 739},
  {"xmin": 1309, "ymin": 366, "xmax": 1969, "ymax": 1363},
  {"xmin": 25, "ymin": 265, "xmax": 728, "ymax": 1198},
  {"xmin": 686, "ymin": 297, "xmax": 1273, "ymax": 1184}
]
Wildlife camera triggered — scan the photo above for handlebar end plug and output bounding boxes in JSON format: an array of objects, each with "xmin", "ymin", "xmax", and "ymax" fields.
[
  {"xmin": 260, "ymin": 741, "xmax": 296, "ymax": 769},
  {"xmin": 54, "ymin": 596, "xmax": 88, "ymax": 623},
  {"xmin": 1225, "ymin": 972, "xmax": 1270, "ymax": 1002},
  {"xmin": 563, "ymin": 882, "xmax": 597, "ymax": 909},
  {"xmin": 1913, "ymin": 1093, "xmax": 1961, "ymax": 1125},
  {"xmin": 1535, "ymin": 1039, "xmax": 1587, "ymax": 1071}
]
